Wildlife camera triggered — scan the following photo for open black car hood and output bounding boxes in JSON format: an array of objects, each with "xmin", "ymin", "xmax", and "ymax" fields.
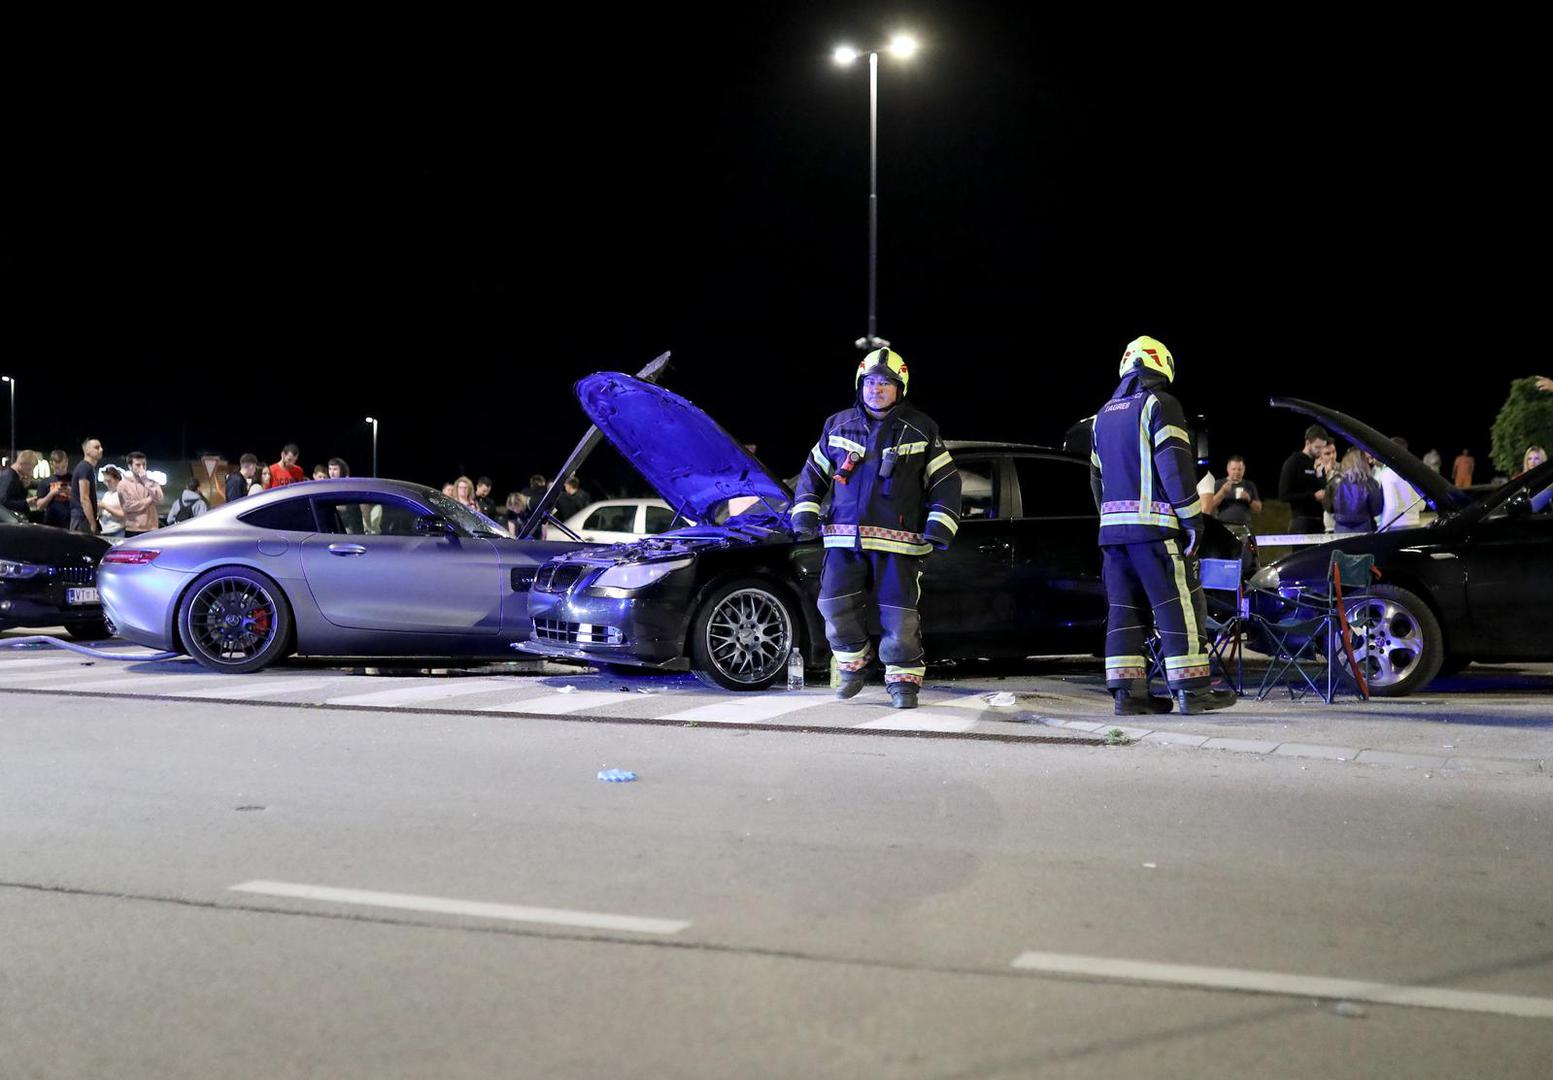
[
  {"xmin": 1270, "ymin": 397, "xmax": 1470, "ymax": 516},
  {"xmin": 575, "ymin": 373, "xmax": 792, "ymax": 524}
]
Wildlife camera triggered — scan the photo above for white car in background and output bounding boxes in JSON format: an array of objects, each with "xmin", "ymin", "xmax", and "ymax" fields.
[{"xmin": 548, "ymin": 498, "xmax": 686, "ymax": 544}]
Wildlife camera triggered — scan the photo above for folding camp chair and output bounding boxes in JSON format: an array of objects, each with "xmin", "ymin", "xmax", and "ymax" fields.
[
  {"xmin": 1251, "ymin": 551, "xmax": 1377, "ymax": 703},
  {"xmin": 1200, "ymin": 557, "xmax": 1248, "ymax": 694}
]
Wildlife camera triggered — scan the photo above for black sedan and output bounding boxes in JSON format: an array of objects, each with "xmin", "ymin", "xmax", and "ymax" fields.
[
  {"xmin": 0, "ymin": 504, "xmax": 112, "ymax": 639},
  {"xmin": 1249, "ymin": 398, "xmax": 1553, "ymax": 696},
  {"xmin": 520, "ymin": 373, "xmax": 1245, "ymax": 690}
]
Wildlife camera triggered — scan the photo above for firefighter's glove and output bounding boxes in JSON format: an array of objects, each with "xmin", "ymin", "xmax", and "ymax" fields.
[
  {"xmin": 929, "ymin": 538, "xmax": 951, "ymax": 554},
  {"xmin": 792, "ymin": 523, "xmax": 821, "ymax": 543}
]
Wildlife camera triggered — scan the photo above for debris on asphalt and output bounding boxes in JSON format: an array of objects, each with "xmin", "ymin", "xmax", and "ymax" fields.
[
  {"xmin": 1142, "ymin": 862, "xmax": 1158, "ymax": 869},
  {"xmin": 634, "ymin": 688, "xmax": 656, "ymax": 695},
  {"xmin": 1332, "ymin": 1001, "xmax": 1367, "ymax": 1019},
  {"xmin": 985, "ymin": 691, "xmax": 1017, "ymax": 707},
  {"xmin": 597, "ymin": 769, "xmax": 638, "ymax": 783},
  {"xmin": 556, "ymin": 685, "xmax": 578, "ymax": 694}
]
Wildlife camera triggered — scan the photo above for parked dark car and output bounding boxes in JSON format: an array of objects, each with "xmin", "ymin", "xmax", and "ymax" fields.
[
  {"xmin": 1248, "ymin": 397, "xmax": 1553, "ymax": 696},
  {"xmin": 520, "ymin": 372, "xmax": 1247, "ymax": 690},
  {"xmin": 0, "ymin": 504, "xmax": 112, "ymax": 638}
]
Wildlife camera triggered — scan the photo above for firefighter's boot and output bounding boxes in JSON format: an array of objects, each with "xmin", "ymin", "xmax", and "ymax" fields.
[
  {"xmin": 888, "ymin": 683, "xmax": 919, "ymax": 710},
  {"xmin": 1174, "ymin": 687, "xmax": 1237, "ymax": 714}
]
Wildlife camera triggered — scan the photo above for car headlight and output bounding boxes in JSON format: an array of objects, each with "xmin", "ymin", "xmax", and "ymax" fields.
[
  {"xmin": 0, "ymin": 559, "xmax": 46, "ymax": 580},
  {"xmin": 592, "ymin": 558, "xmax": 692, "ymax": 591},
  {"xmin": 1248, "ymin": 565, "xmax": 1280, "ymax": 591}
]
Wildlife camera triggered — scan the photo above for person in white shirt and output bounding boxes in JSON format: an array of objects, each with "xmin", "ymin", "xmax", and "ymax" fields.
[
  {"xmin": 98, "ymin": 466, "xmax": 126, "ymax": 536},
  {"xmin": 1373, "ymin": 436, "xmax": 1423, "ymax": 531}
]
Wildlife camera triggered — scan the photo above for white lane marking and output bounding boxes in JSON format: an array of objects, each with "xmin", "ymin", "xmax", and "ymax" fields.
[
  {"xmin": 660, "ymin": 693, "xmax": 837, "ymax": 725},
  {"xmin": 0, "ymin": 659, "xmax": 107, "ymax": 680},
  {"xmin": 9, "ymin": 670, "xmax": 211, "ymax": 693},
  {"xmin": 175, "ymin": 678, "xmax": 348, "ymax": 700},
  {"xmin": 229, "ymin": 880, "xmax": 690, "ymax": 935},
  {"xmin": 480, "ymin": 690, "xmax": 635, "ymax": 715},
  {"xmin": 325, "ymin": 679, "xmax": 518, "ymax": 708},
  {"xmin": 1010, "ymin": 952, "xmax": 1553, "ymax": 1020},
  {"xmin": 854, "ymin": 710, "xmax": 978, "ymax": 733}
]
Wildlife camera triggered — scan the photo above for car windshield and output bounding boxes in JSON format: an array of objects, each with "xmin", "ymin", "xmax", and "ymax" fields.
[{"xmin": 426, "ymin": 492, "xmax": 509, "ymax": 539}]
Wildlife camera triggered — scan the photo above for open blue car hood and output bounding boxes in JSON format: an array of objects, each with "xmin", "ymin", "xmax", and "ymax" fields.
[{"xmin": 575, "ymin": 373, "xmax": 792, "ymax": 524}]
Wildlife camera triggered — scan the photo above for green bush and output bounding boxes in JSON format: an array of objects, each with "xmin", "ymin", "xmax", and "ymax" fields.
[{"xmin": 1490, "ymin": 378, "xmax": 1553, "ymax": 475}]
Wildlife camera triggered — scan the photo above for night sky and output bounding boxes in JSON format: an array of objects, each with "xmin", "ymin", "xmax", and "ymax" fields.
[{"xmin": 7, "ymin": 7, "xmax": 1538, "ymax": 495}]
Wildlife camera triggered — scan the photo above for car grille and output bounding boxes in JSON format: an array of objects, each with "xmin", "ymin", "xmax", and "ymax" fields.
[
  {"xmin": 49, "ymin": 565, "xmax": 97, "ymax": 585},
  {"xmin": 533, "ymin": 619, "xmax": 623, "ymax": 646},
  {"xmin": 533, "ymin": 564, "xmax": 585, "ymax": 593}
]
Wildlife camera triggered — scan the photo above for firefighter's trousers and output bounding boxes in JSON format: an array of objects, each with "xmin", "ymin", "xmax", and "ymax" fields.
[
  {"xmin": 1102, "ymin": 538, "xmax": 1211, "ymax": 692},
  {"xmin": 818, "ymin": 549, "xmax": 926, "ymax": 685}
]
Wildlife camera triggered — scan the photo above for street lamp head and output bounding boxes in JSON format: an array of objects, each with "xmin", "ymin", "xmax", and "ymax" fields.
[
  {"xmin": 832, "ymin": 45, "xmax": 860, "ymax": 66},
  {"xmin": 1, "ymin": 376, "xmax": 11, "ymax": 384},
  {"xmin": 887, "ymin": 34, "xmax": 919, "ymax": 59},
  {"xmin": 365, "ymin": 416, "xmax": 376, "ymax": 425}
]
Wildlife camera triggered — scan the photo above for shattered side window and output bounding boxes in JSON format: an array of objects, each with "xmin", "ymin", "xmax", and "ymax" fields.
[{"xmin": 427, "ymin": 492, "xmax": 509, "ymax": 539}]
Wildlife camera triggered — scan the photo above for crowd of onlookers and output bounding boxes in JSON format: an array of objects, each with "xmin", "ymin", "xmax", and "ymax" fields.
[
  {"xmin": 1196, "ymin": 424, "xmax": 1550, "ymax": 537},
  {"xmin": 0, "ymin": 439, "xmax": 596, "ymax": 539}
]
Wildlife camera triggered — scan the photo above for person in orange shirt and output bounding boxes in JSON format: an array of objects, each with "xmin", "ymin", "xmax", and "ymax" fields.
[{"xmin": 266, "ymin": 443, "xmax": 306, "ymax": 488}]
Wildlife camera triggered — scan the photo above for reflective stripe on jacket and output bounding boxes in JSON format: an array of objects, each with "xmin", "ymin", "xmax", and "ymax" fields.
[
  {"xmin": 791, "ymin": 402, "xmax": 961, "ymax": 554},
  {"xmin": 1088, "ymin": 378, "xmax": 1201, "ymax": 545}
]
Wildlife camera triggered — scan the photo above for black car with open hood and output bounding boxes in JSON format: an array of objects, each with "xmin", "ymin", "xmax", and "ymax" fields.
[
  {"xmin": 520, "ymin": 373, "xmax": 1249, "ymax": 690},
  {"xmin": 1248, "ymin": 397, "xmax": 1553, "ymax": 695}
]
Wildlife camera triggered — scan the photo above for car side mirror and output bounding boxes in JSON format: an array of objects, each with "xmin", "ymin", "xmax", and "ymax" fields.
[
  {"xmin": 1506, "ymin": 491, "xmax": 1533, "ymax": 517},
  {"xmin": 414, "ymin": 515, "xmax": 454, "ymax": 536}
]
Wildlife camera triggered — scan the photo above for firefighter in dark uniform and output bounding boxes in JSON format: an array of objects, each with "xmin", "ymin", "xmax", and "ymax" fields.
[
  {"xmin": 1090, "ymin": 336, "xmax": 1236, "ymax": 716},
  {"xmin": 791, "ymin": 349, "xmax": 961, "ymax": 709}
]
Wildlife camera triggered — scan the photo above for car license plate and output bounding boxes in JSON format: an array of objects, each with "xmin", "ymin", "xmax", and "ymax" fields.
[{"xmin": 66, "ymin": 587, "xmax": 99, "ymax": 605}]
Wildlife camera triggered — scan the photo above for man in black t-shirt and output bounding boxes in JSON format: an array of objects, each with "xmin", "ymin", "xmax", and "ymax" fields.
[
  {"xmin": 1278, "ymin": 425, "xmax": 1330, "ymax": 534},
  {"xmin": 35, "ymin": 449, "xmax": 73, "ymax": 528},
  {"xmin": 1, "ymin": 450, "xmax": 37, "ymax": 516},
  {"xmin": 70, "ymin": 437, "xmax": 104, "ymax": 534},
  {"xmin": 1211, "ymin": 455, "xmax": 1263, "ymax": 527}
]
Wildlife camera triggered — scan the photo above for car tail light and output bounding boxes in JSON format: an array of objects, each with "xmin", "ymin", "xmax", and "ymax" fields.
[{"xmin": 101, "ymin": 549, "xmax": 162, "ymax": 565}]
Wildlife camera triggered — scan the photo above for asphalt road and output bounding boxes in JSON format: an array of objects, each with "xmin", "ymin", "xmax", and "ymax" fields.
[{"xmin": 3, "ymin": 686, "xmax": 1550, "ymax": 1079}]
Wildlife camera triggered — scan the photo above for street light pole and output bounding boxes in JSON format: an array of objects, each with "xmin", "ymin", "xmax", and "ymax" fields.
[
  {"xmin": 365, "ymin": 417, "xmax": 379, "ymax": 477},
  {"xmin": 835, "ymin": 33, "xmax": 917, "ymax": 352},
  {"xmin": 1, "ymin": 376, "xmax": 14, "ymax": 464},
  {"xmin": 865, "ymin": 48, "xmax": 880, "ymax": 352}
]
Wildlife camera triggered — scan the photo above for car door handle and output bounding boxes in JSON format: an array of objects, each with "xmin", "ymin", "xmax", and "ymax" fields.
[
  {"xmin": 327, "ymin": 544, "xmax": 367, "ymax": 556},
  {"xmin": 978, "ymin": 541, "xmax": 1012, "ymax": 554}
]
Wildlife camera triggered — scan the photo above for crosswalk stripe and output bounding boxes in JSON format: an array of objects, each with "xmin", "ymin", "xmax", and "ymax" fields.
[
  {"xmin": 175, "ymin": 678, "xmax": 349, "ymax": 700},
  {"xmin": 853, "ymin": 710, "xmax": 978, "ymax": 733},
  {"xmin": 325, "ymin": 679, "xmax": 519, "ymax": 708},
  {"xmin": 480, "ymin": 690, "xmax": 633, "ymax": 715},
  {"xmin": 659, "ymin": 693, "xmax": 836, "ymax": 725},
  {"xmin": 52, "ymin": 671, "xmax": 220, "ymax": 693}
]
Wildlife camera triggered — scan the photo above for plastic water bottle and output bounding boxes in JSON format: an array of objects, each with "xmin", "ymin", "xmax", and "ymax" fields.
[{"xmin": 786, "ymin": 647, "xmax": 805, "ymax": 691}]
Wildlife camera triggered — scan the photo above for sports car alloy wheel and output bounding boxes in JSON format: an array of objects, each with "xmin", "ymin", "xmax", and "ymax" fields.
[
  {"xmin": 692, "ymin": 582, "xmax": 796, "ymax": 690},
  {"xmin": 1341, "ymin": 583, "xmax": 1444, "ymax": 697},
  {"xmin": 179, "ymin": 567, "xmax": 294, "ymax": 674}
]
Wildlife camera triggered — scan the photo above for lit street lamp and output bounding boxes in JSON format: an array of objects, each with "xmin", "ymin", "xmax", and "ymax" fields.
[
  {"xmin": 1, "ymin": 375, "xmax": 14, "ymax": 464},
  {"xmin": 365, "ymin": 416, "xmax": 379, "ymax": 477},
  {"xmin": 833, "ymin": 32, "xmax": 919, "ymax": 351}
]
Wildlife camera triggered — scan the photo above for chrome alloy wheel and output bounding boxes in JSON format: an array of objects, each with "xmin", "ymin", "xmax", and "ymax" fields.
[
  {"xmin": 704, "ymin": 587, "xmax": 793, "ymax": 685},
  {"xmin": 1345, "ymin": 595, "xmax": 1426, "ymax": 689},
  {"xmin": 190, "ymin": 577, "xmax": 279, "ymax": 664}
]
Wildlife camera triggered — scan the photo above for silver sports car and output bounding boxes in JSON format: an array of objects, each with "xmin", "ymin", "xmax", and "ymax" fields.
[{"xmin": 98, "ymin": 479, "xmax": 576, "ymax": 673}]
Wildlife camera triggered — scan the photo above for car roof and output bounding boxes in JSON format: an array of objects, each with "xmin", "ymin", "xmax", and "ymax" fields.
[{"xmin": 945, "ymin": 440, "xmax": 1071, "ymax": 455}]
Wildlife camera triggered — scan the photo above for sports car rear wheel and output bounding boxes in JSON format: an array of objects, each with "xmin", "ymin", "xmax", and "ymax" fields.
[
  {"xmin": 178, "ymin": 566, "xmax": 293, "ymax": 674},
  {"xmin": 689, "ymin": 579, "xmax": 798, "ymax": 691},
  {"xmin": 1344, "ymin": 584, "xmax": 1443, "ymax": 697}
]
